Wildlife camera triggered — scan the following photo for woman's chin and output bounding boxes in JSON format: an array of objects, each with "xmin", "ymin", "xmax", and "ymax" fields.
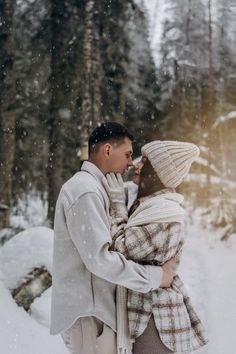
[{"xmin": 132, "ymin": 177, "xmax": 139, "ymax": 185}]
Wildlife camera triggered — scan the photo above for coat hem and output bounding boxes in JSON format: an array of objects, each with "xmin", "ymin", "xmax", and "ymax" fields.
[{"xmin": 50, "ymin": 313, "xmax": 116, "ymax": 335}]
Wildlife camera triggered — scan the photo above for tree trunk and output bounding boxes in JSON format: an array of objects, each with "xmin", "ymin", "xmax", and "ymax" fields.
[
  {"xmin": 0, "ymin": 0, "xmax": 16, "ymax": 229},
  {"xmin": 47, "ymin": 0, "xmax": 68, "ymax": 224},
  {"xmin": 12, "ymin": 267, "xmax": 52, "ymax": 311},
  {"xmin": 80, "ymin": 0, "xmax": 101, "ymax": 161},
  {"xmin": 92, "ymin": 21, "xmax": 102, "ymax": 127},
  {"xmin": 208, "ymin": 0, "xmax": 213, "ymax": 109},
  {"xmin": 206, "ymin": 0, "xmax": 214, "ymax": 206}
]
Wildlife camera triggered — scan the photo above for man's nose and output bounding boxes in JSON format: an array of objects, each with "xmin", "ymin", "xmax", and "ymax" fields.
[{"xmin": 128, "ymin": 159, "xmax": 133, "ymax": 167}]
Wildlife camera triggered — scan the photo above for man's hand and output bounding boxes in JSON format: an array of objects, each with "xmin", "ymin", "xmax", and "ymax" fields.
[
  {"xmin": 102, "ymin": 173, "xmax": 126, "ymax": 205},
  {"xmin": 160, "ymin": 257, "xmax": 177, "ymax": 288}
]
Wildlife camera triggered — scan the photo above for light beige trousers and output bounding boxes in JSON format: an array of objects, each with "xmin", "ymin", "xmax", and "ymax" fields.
[{"xmin": 61, "ymin": 316, "xmax": 116, "ymax": 354}]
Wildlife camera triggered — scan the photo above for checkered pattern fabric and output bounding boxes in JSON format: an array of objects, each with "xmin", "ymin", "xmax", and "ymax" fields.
[{"xmin": 110, "ymin": 192, "xmax": 208, "ymax": 353}]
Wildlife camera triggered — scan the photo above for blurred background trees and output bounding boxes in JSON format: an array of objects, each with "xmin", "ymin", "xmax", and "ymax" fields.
[
  {"xmin": 0, "ymin": 0, "xmax": 236, "ymax": 227},
  {"xmin": 0, "ymin": 0, "xmax": 16, "ymax": 228}
]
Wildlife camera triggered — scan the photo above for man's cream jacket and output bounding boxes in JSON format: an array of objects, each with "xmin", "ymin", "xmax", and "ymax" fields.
[{"xmin": 50, "ymin": 161, "xmax": 163, "ymax": 335}]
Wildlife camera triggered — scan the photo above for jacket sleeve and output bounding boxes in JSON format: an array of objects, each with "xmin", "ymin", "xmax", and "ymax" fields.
[
  {"xmin": 110, "ymin": 202, "xmax": 183, "ymax": 263},
  {"xmin": 64, "ymin": 191, "xmax": 163, "ymax": 292},
  {"xmin": 111, "ymin": 220, "xmax": 169, "ymax": 261}
]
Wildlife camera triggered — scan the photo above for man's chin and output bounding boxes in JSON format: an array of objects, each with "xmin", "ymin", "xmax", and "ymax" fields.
[
  {"xmin": 108, "ymin": 169, "xmax": 125, "ymax": 175},
  {"xmin": 117, "ymin": 169, "xmax": 126, "ymax": 175}
]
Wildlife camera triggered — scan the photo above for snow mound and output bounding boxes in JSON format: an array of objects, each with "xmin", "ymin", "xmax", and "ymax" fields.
[
  {"xmin": 0, "ymin": 280, "xmax": 67, "ymax": 354},
  {"xmin": 0, "ymin": 227, "xmax": 53, "ymax": 289}
]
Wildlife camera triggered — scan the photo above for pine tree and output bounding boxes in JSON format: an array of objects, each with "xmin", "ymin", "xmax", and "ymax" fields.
[
  {"xmin": 47, "ymin": 0, "xmax": 83, "ymax": 223},
  {"xmin": 123, "ymin": 1, "xmax": 162, "ymax": 153},
  {"xmin": 0, "ymin": 0, "xmax": 16, "ymax": 228}
]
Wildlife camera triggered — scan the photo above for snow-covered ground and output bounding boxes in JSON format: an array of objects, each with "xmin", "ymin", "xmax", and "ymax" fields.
[
  {"xmin": 0, "ymin": 227, "xmax": 67, "ymax": 354},
  {"xmin": 1, "ymin": 199, "xmax": 236, "ymax": 353},
  {"xmin": 179, "ymin": 219, "xmax": 236, "ymax": 354}
]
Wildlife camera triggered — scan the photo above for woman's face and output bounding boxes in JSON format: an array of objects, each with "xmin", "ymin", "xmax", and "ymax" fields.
[{"xmin": 132, "ymin": 155, "xmax": 147, "ymax": 185}]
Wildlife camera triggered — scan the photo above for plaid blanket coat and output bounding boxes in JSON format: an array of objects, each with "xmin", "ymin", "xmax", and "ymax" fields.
[{"xmin": 110, "ymin": 190, "xmax": 208, "ymax": 353}]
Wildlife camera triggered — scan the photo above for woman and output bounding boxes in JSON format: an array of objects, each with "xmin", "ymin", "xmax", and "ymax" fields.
[{"xmin": 102, "ymin": 140, "xmax": 208, "ymax": 354}]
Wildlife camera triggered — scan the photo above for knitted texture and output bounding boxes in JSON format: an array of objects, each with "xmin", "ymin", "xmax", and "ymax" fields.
[{"xmin": 141, "ymin": 141, "xmax": 200, "ymax": 188}]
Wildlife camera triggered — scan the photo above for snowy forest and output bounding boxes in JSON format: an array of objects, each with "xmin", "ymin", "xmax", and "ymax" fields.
[{"xmin": 0, "ymin": 0, "xmax": 236, "ymax": 353}]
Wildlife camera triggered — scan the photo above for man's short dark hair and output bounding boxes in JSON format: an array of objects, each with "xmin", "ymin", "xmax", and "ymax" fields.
[{"xmin": 88, "ymin": 122, "xmax": 134, "ymax": 155}]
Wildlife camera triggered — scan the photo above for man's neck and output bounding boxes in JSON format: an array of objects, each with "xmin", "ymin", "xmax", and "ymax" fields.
[{"xmin": 88, "ymin": 158, "xmax": 106, "ymax": 175}]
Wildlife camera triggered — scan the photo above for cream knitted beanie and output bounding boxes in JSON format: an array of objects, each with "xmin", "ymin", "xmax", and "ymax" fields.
[{"xmin": 141, "ymin": 140, "xmax": 200, "ymax": 188}]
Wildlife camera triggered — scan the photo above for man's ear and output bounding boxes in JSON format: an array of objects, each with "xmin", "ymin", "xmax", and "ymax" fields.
[{"xmin": 103, "ymin": 143, "xmax": 112, "ymax": 159}]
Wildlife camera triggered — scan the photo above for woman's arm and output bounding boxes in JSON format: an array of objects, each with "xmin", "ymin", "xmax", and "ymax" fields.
[
  {"xmin": 102, "ymin": 173, "xmax": 183, "ymax": 264},
  {"xmin": 111, "ymin": 217, "xmax": 182, "ymax": 263}
]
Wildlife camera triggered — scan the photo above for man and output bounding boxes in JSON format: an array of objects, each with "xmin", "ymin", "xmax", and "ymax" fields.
[{"xmin": 50, "ymin": 122, "xmax": 175, "ymax": 354}]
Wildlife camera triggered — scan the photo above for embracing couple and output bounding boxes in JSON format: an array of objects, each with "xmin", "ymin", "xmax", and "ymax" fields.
[{"xmin": 50, "ymin": 122, "xmax": 208, "ymax": 354}]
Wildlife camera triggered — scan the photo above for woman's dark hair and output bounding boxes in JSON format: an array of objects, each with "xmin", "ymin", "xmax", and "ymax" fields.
[
  {"xmin": 137, "ymin": 159, "xmax": 166, "ymax": 199},
  {"xmin": 88, "ymin": 122, "xmax": 134, "ymax": 156}
]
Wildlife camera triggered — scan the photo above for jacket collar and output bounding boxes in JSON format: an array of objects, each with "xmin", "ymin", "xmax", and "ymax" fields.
[{"xmin": 81, "ymin": 161, "xmax": 104, "ymax": 184}]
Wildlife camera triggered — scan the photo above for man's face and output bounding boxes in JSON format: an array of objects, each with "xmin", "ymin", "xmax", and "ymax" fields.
[{"xmin": 107, "ymin": 137, "xmax": 133, "ymax": 174}]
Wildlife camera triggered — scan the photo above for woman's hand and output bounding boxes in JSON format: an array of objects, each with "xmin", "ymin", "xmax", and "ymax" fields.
[
  {"xmin": 160, "ymin": 257, "xmax": 177, "ymax": 288},
  {"xmin": 102, "ymin": 173, "xmax": 126, "ymax": 205}
]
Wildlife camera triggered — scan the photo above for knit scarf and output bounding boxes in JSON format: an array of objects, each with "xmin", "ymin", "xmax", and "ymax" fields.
[
  {"xmin": 125, "ymin": 192, "xmax": 185, "ymax": 228},
  {"xmin": 116, "ymin": 192, "xmax": 185, "ymax": 354}
]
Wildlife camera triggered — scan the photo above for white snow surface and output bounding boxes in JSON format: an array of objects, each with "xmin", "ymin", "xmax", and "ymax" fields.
[
  {"xmin": 0, "ymin": 227, "xmax": 67, "ymax": 354},
  {"xmin": 180, "ymin": 219, "xmax": 236, "ymax": 354},
  {"xmin": 0, "ymin": 227, "xmax": 53, "ymax": 289},
  {"xmin": 0, "ymin": 281, "xmax": 67, "ymax": 354},
  {"xmin": 213, "ymin": 111, "xmax": 236, "ymax": 128},
  {"xmin": 1, "ymin": 208, "xmax": 236, "ymax": 353},
  {"xmin": 10, "ymin": 192, "xmax": 48, "ymax": 230}
]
